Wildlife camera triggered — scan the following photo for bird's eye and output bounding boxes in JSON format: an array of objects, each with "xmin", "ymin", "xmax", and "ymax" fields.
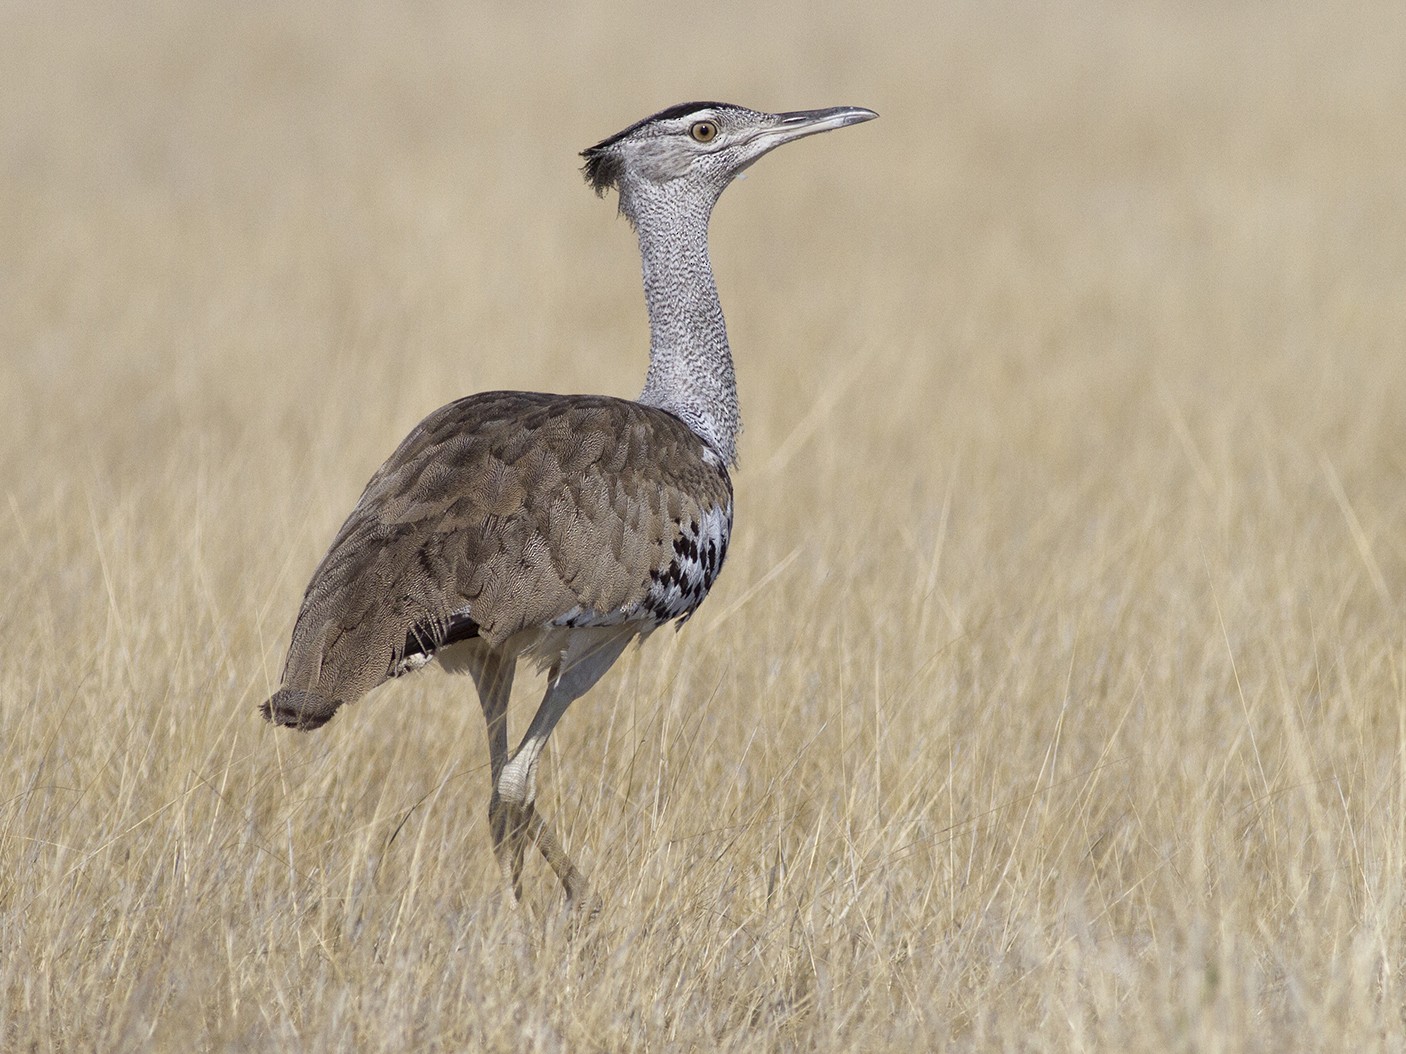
[{"xmin": 690, "ymin": 120, "xmax": 719, "ymax": 143}]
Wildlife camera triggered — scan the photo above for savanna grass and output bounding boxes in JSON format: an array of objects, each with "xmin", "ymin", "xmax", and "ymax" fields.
[{"xmin": 3, "ymin": 0, "xmax": 1405, "ymax": 1049}]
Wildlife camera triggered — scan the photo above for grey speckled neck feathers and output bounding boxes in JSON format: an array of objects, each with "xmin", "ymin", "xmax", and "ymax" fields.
[{"xmin": 630, "ymin": 191, "xmax": 740, "ymax": 467}]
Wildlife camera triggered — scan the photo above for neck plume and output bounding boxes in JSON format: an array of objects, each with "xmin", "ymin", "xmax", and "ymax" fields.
[{"xmin": 628, "ymin": 193, "xmax": 740, "ymax": 467}]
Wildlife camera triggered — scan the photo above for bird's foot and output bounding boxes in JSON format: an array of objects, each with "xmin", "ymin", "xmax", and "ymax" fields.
[{"xmin": 488, "ymin": 794, "xmax": 599, "ymax": 914}]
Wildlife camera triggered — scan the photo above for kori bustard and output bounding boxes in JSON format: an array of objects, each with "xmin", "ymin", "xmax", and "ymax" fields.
[{"xmin": 263, "ymin": 101, "xmax": 877, "ymax": 907}]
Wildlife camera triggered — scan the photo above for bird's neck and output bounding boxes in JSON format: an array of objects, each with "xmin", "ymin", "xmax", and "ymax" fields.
[{"xmin": 632, "ymin": 200, "xmax": 740, "ymax": 467}]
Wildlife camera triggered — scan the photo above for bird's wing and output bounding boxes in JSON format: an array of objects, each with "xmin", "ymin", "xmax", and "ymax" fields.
[{"xmin": 267, "ymin": 392, "xmax": 732, "ymax": 721}]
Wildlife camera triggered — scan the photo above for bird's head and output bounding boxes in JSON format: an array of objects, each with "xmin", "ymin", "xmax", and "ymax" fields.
[{"xmin": 581, "ymin": 101, "xmax": 877, "ymax": 218}]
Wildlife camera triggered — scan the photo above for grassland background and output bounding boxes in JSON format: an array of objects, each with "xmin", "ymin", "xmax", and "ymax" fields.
[{"xmin": 3, "ymin": 0, "xmax": 1406, "ymax": 1049}]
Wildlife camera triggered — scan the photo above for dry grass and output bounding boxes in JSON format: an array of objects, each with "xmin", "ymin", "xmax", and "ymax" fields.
[{"xmin": 4, "ymin": 0, "xmax": 1406, "ymax": 1049}]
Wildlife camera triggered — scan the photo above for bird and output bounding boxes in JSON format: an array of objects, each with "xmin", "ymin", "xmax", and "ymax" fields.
[{"xmin": 261, "ymin": 101, "xmax": 878, "ymax": 909}]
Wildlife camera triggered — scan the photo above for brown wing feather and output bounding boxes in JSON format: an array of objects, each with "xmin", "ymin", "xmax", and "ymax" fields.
[{"xmin": 263, "ymin": 392, "xmax": 732, "ymax": 727}]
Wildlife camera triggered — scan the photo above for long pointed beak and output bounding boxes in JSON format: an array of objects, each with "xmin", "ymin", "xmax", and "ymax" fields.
[{"xmin": 751, "ymin": 106, "xmax": 879, "ymax": 150}]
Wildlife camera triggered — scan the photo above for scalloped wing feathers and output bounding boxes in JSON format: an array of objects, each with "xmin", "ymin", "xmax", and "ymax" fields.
[{"xmin": 266, "ymin": 392, "xmax": 732, "ymax": 724}]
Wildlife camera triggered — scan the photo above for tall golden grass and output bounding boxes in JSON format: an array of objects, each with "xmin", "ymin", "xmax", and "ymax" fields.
[{"xmin": 4, "ymin": 0, "xmax": 1406, "ymax": 1048}]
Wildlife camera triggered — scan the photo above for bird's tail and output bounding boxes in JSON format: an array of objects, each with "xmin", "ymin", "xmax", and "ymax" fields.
[{"xmin": 260, "ymin": 687, "xmax": 343, "ymax": 731}]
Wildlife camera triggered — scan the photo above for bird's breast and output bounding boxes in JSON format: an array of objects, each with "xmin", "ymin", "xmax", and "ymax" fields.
[{"xmin": 641, "ymin": 499, "xmax": 732, "ymax": 624}]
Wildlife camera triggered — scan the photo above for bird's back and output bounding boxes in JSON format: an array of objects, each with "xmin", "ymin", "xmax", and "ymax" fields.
[{"xmin": 264, "ymin": 392, "xmax": 733, "ymax": 728}]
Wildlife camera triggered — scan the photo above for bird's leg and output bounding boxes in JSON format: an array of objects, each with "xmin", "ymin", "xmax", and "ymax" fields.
[
  {"xmin": 495, "ymin": 690, "xmax": 591, "ymax": 908},
  {"xmin": 467, "ymin": 646, "xmax": 525, "ymax": 904},
  {"xmin": 489, "ymin": 791, "xmax": 529, "ymax": 902},
  {"xmin": 522, "ymin": 802, "xmax": 591, "ymax": 906},
  {"xmin": 494, "ymin": 629, "xmax": 632, "ymax": 910}
]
